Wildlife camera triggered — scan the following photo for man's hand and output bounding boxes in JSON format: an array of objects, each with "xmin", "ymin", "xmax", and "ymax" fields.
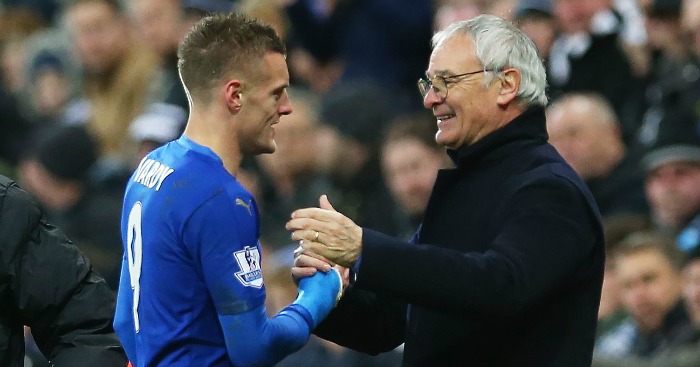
[
  {"xmin": 291, "ymin": 247, "xmax": 332, "ymax": 281},
  {"xmin": 292, "ymin": 248, "xmax": 351, "ymax": 290},
  {"xmin": 286, "ymin": 195, "xmax": 363, "ymax": 268}
]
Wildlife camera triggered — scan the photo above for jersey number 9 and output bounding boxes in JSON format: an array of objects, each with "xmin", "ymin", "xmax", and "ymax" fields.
[{"xmin": 127, "ymin": 202, "xmax": 144, "ymax": 333}]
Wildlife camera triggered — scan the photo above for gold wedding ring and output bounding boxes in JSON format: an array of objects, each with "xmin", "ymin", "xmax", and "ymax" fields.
[{"xmin": 313, "ymin": 231, "xmax": 320, "ymax": 242}]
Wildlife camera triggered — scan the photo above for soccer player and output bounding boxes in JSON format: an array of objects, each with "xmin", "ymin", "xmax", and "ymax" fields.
[{"xmin": 113, "ymin": 13, "xmax": 342, "ymax": 367}]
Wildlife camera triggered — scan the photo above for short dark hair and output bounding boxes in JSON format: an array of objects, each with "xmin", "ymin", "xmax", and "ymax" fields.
[{"xmin": 177, "ymin": 13, "xmax": 286, "ymax": 100}]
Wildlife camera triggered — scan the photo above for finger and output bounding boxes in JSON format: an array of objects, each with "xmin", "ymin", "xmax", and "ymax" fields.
[
  {"xmin": 290, "ymin": 207, "xmax": 348, "ymax": 224},
  {"xmin": 333, "ymin": 264, "xmax": 350, "ymax": 288},
  {"xmin": 289, "ymin": 228, "xmax": 334, "ymax": 248},
  {"xmin": 293, "ymin": 245, "xmax": 304, "ymax": 258},
  {"xmin": 319, "ymin": 194, "xmax": 336, "ymax": 212},
  {"xmin": 298, "ymin": 247, "xmax": 336, "ymax": 267},
  {"xmin": 286, "ymin": 217, "xmax": 338, "ymax": 234},
  {"xmin": 291, "ymin": 266, "xmax": 317, "ymax": 282},
  {"xmin": 293, "ymin": 252, "xmax": 332, "ymax": 272},
  {"xmin": 299, "ymin": 240, "xmax": 345, "ymax": 266}
]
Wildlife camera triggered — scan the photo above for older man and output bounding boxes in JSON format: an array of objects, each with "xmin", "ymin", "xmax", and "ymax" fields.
[{"xmin": 288, "ymin": 14, "xmax": 605, "ymax": 367}]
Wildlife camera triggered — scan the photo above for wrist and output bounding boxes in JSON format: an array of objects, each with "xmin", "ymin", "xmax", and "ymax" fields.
[{"xmin": 293, "ymin": 269, "xmax": 341, "ymax": 328}]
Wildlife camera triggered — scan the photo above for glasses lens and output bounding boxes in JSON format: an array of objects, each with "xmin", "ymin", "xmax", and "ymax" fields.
[
  {"xmin": 417, "ymin": 79, "xmax": 430, "ymax": 97},
  {"xmin": 432, "ymin": 77, "xmax": 446, "ymax": 99}
]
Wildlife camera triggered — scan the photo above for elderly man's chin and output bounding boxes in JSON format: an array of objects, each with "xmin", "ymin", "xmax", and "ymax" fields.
[{"xmin": 436, "ymin": 130, "xmax": 460, "ymax": 150}]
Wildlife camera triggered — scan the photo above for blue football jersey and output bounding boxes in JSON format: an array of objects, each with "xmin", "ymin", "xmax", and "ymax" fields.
[{"xmin": 115, "ymin": 136, "xmax": 266, "ymax": 366}]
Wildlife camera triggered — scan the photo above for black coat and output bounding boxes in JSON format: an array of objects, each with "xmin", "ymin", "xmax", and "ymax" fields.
[
  {"xmin": 315, "ymin": 107, "xmax": 605, "ymax": 366},
  {"xmin": 0, "ymin": 175, "xmax": 127, "ymax": 367}
]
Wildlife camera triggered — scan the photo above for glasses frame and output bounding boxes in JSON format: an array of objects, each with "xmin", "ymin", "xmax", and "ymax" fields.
[{"xmin": 417, "ymin": 69, "xmax": 491, "ymax": 99}]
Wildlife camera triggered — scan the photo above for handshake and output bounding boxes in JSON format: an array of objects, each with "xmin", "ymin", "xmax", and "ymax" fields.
[{"xmin": 286, "ymin": 194, "xmax": 364, "ymax": 327}]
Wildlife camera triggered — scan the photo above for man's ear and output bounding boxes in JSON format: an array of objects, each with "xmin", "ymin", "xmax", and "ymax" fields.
[
  {"xmin": 224, "ymin": 80, "xmax": 243, "ymax": 113},
  {"xmin": 496, "ymin": 68, "xmax": 520, "ymax": 107}
]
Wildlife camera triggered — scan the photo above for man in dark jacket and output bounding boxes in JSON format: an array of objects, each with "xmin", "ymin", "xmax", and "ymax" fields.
[
  {"xmin": 287, "ymin": 14, "xmax": 605, "ymax": 367},
  {"xmin": 0, "ymin": 175, "xmax": 127, "ymax": 367}
]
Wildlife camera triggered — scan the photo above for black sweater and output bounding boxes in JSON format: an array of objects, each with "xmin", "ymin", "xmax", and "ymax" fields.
[{"xmin": 315, "ymin": 107, "xmax": 605, "ymax": 366}]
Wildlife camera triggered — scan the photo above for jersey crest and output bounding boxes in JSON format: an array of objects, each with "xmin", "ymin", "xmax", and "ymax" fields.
[{"xmin": 233, "ymin": 246, "xmax": 263, "ymax": 288}]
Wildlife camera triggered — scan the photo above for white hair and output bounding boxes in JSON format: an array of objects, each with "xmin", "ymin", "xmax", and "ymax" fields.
[{"xmin": 432, "ymin": 14, "xmax": 548, "ymax": 107}]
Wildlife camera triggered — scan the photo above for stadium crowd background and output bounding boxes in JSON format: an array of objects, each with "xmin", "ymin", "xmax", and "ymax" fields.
[{"xmin": 1, "ymin": 0, "xmax": 699, "ymax": 365}]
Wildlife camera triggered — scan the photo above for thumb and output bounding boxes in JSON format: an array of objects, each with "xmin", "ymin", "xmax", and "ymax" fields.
[{"xmin": 319, "ymin": 194, "xmax": 336, "ymax": 212}]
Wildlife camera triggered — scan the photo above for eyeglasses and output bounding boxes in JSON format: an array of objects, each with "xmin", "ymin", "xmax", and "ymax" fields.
[{"xmin": 417, "ymin": 69, "xmax": 490, "ymax": 99}]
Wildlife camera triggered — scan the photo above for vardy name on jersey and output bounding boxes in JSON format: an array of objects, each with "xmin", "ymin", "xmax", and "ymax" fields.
[{"xmin": 133, "ymin": 158, "xmax": 175, "ymax": 191}]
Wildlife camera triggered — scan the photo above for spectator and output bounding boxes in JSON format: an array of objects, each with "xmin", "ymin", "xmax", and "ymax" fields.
[
  {"xmin": 318, "ymin": 81, "xmax": 400, "ymax": 235},
  {"xmin": 595, "ymin": 214, "xmax": 651, "ymax": 349},
  {"xmin": 642, "ymin": 122, "xmax": 700, "ymax": 251},
  {"xmin": 17, "ymin": 125, "xmax": 123, "ymax": 289},
  {"xmin": 632, "ymin": 0, "xmax": 699, "ymax": 150},
  {"xmin": 594, "ymin": 231, "xmax": 699, "ymax": 362},
  {"xmin": 0, "ymin": 7, "xmax": 47, "ymax": 167},
  {"xmin": 26, "ymin": 50, "xmax": 73, "ymax": 123},
  {"xmin": 546, "ymin": 92, "xmax": 649, "ymax": 217},
  {"xmin": 514, "ymin": 0, "xmax": 557, "ymax": 60},
  {"xmin": 63, "ymin": 0, "xmax": 160, "ymax": 166},
  {"xmin": 128, "ymin": 0, "xmax": 211, "ymax": 112},
  {"xmin": 380, "ymin": 112, "xmax": 449, "ymax": 239},
  {"xmin": 549, "ymin": 0, "xmax": 640, "ymax": 136}
]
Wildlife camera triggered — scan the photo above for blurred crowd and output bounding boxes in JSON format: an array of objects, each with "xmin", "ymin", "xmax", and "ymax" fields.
[{"xmin": 0, "ymin": 0, "xmax": 699, "ymax": 366}]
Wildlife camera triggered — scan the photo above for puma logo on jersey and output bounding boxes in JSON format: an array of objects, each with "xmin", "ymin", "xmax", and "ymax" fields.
[{"xmin": 235, "ymin": 198, "xmax": 252, "ymax": 215}]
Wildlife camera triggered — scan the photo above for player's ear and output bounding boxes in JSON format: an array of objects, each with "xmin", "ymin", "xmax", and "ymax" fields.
[{"xmin": 224, "ymin": 80, "xmax": 243, "ymax": 113}]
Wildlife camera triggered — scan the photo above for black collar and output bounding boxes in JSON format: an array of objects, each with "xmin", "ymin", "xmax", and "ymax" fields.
[{"xmin": 446, "ymin": 106, "xmax": 548, "ymax": 168}]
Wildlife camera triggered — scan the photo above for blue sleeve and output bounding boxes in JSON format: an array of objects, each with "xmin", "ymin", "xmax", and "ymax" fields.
[
  {"xmin": 219, "ymin": 304, "xmax": 311, "ymax": 367},
  {"xmin": 186, "ymin": 191, "xmax": 341, "ymax": 366},
  {"xmin": 185, "ymin": 192, "xmax": 266, "ymax": 316},
  {"xmin": 113, "ymin": 256, "xmax": 137, "ymax": 365},
  {"xmin": 219, "ymin": 270, "xmax": 341, "ymax": 367}
]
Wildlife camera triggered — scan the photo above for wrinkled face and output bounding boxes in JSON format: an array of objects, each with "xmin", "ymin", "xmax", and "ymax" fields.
[
  {"xmin": 130, "ymin": 0, "xmax": 182, "ymax": 57},
  {"xmin": 645, "ymin": 162, "xmax": 700, "ymax": 229},
  {"xmin": 683, "ymin": 260, "xmax": 700, "ymax": 325},
  {"xmin": 423, "ymin": 34, "xmax": 500, "ymax": 150},
  {"xmin": 236, "ymin": 53, "xmax": 292, "ymax": 155},
  {"xmin": 617, "ymin": 248, "xmax": 682, "ymax": 333},
  {"xmin": 66, "ymin": 1, "xmax": 127, "ymax": 74},
  {"xmin": 381, "ymin": 139, "xmax": 444, "ymax": 215}
]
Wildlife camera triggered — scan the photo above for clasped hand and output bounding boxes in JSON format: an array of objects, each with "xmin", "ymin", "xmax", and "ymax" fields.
[{"xmin": 286, "ymin": 195, "xmax": 362, "ymax": 284}]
